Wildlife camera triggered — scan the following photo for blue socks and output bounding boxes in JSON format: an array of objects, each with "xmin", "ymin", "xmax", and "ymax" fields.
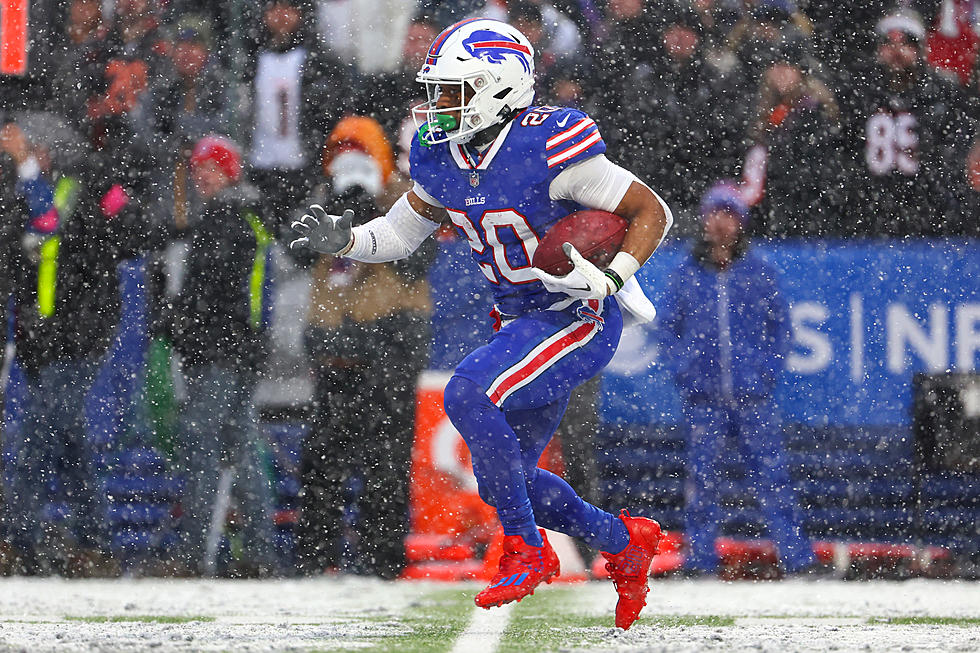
[
  {"xmin": 444, "ymin": 374, "xmax": 627, "ymax": 554},
  {"xmin": 498, "ymin": 501, "xmax": 543, "ymax": 547},
  {"xmin": 526, "ymin": 467, "xmax": 630, "ymax": 553}
]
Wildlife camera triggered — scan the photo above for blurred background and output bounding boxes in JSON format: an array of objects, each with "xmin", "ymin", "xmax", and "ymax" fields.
[{"xmin": 0, "ymin": 0, "xmax": 977, "ymax": 581}]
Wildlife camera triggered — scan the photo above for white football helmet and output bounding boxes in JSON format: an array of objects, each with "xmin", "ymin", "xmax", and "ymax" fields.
[{"xmin": 414, "ymin": 18, "xmax": 536, "ymax": 146}]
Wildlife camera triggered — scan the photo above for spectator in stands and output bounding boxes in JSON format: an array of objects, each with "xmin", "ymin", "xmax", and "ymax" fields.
[
  {"xmin": 0, "ymin": 128, "xmax": 29, "ymax": 356},
  {"xmin": 507, "ymin": 1, "xmax": 585, "ymax": 83},
  {"xmin": 0, "ymin": 131, "xmax": 30, "ymax": 575},
  {"xmin": 315, "ymin": 0, "xmax": 417, "ymax": 76},
  {"xmin": 168, "ymin": 135, "xmax": 279, "ymax": 577},
  {"xmin": 391, "ymin": 19, "xmax": 442, "ymax": 175},
  {"xmin": 838, "ymin": 7, "xmax": 971, "ymax": 236},
  {"xmin": 84, "ymin": 0, "xmax": 170, "ymax": 139},
  {"xmin": 349, "ymin": 17, "xmax": 439, "ymax": 143},
  {"xmin": 296, "ymin": 118, "xmax": 435, "ymax": 579},
  {"xmin": 45, "ymin": 0, "xmax": 109, "ymax": 120},
  {"xmin": 149, "ymin": 15, "xmax": 233, "ymax": 162},
  {"xmin": 2, "ymin": 116, "xmax": 162, "ymax": 577},
  {"xmin": 926, "ymin": 0, "xmax": 979, "ymax": 86},
  {"xmin": 691, "ymin": 0, "xmax": 744, "ymax": 50},
  {"xmin": 746, "ymin": 41, "xmax": 842, "ymax": 237},
  {"xmin": 600, "ymin": 0, "xmax": 664, "ymax": 68},
  {"xmin": 657, "ymin": 181, "xmax": 814, "ymax": 577},
  {"xmin": 728, "ymin": 0, "xmax": 815, "ymax": 82},
  {"xmin": 603, "ymin": 4, "xmax": 749, "ymax": 221},
  {"xmin": 244, "ymin": 0, "xmax": 350, "ymax": 224},
  {"xmin": 141, "ymin": 15, "xmax": 237, "ymax": 403}
]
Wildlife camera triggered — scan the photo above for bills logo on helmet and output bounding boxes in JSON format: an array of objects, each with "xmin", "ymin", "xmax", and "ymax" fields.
[{"xmin": 461, "ymin": 29, "xmax": 532, "ymax": 74}]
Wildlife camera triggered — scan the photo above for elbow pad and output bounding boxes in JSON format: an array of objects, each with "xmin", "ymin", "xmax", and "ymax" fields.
[{"xmin": 344, "ymin": 193, "xmax": 439, "ymax": 262}]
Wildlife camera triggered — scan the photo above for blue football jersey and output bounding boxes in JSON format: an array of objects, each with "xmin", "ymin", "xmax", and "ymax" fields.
[{"xmin": 410, "ymin": 106, "xmax": 608, "ymax": 315}]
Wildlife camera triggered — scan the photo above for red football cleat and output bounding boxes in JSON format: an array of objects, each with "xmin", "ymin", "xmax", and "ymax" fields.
[
  {"xmin": 475, "ymin": 529, "xmax": 560, "ymax": 609},
  {"xmin": 601, "ymin": 510, "xmax": 663, "ymax": 630}
]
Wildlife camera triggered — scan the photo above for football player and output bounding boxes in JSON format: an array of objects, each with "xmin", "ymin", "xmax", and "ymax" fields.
[{"xmin": 291, "ymin": 18, "xmax": 673, "ymax": 629}]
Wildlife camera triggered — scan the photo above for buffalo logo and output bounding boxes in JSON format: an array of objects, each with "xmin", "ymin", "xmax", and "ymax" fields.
[
  {"xmin": 576, "ymin": 304, "xmax": 605, "ymax": 330},
  {"xmin": 461, "ymin": 30, "xmax": 532, "ymax": 75}
]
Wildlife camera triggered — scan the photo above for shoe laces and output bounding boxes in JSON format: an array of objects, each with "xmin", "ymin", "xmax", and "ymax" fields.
[{"xmin": 606, "ymin": 558, "xmax": 648, "ymax": 603}]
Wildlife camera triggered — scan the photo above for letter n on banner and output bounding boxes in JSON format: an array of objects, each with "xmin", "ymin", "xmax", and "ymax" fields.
[{"xmin": 1, "ymin": 0, "xmax": 28, "ymax": 76}]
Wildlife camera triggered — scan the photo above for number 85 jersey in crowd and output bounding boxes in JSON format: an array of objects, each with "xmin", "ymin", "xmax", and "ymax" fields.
[{"xmin": 410, "ymin": 106, "xmax": 607, "ymax": 316}]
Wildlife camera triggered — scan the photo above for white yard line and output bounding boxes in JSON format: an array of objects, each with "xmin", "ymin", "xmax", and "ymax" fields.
[{"xmin": 450, "ymin": 603, "xmax": 515, "ymax": 653}]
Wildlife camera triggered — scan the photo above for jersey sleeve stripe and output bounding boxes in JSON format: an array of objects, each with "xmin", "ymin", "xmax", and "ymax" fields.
[
  {"xmin": 545, "ymin": 118, "xmax": 595, "ymax": 150},
  {"xmin": 547, "ymin": 130, "xmax": 603, "ymax": 168}
]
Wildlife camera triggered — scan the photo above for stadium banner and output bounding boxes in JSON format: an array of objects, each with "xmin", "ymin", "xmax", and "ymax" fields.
[
  {"xmin": 602, "ymin": 239, "xmax": 980, "ymax": 426},
  {"xmin": 0, "ymin": 0, "xmax": 28, "ymax": 75}
]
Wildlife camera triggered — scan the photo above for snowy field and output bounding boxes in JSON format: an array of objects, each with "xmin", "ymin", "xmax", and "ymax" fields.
[{"xmin": 0, "ymin": 577, "xmax": 977, "ymax": 652}]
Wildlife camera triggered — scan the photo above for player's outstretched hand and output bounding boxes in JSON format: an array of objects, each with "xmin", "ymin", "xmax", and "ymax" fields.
[
  {"xmin": 290, "ymin": 206, "xmax": 354, "ymax": 254},
  {"xmin": 532, "ymin": 242, "xmax": 612, "ymax": 300}
]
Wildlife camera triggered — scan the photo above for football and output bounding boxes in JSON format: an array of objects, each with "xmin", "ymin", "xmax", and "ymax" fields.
[{"xmin": 532, "ymin": 210, "xmax": 628, "ymax": 276}]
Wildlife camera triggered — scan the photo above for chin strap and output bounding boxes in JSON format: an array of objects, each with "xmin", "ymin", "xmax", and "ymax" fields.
[{"xmin": 469, "ymin": 107, "xmax": 521, "ymax": 148}]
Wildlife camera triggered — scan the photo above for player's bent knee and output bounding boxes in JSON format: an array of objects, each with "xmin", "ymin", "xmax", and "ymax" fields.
[{"xmin": 443, "ymin": 375, "xmax": 491, "ymax": 425}]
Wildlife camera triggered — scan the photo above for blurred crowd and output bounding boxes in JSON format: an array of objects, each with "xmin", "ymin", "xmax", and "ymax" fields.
[{"xmin": 1, "ymin": 0, "xmax": 978, "ymax": 578}]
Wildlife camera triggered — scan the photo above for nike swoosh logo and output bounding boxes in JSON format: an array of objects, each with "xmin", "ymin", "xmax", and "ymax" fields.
[
  {"xmin": 556, "ymin": 115, "xmax": 570, "ymax": 128},
  {"xmin": 567, "ymin": 285, "xmax": 591, "ymax": 293}
]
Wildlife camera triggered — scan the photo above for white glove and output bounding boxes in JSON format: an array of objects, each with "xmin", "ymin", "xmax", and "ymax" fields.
[
  {"xmin": 532, "ymin": 243, "xmax": 615, "ymax": 300},
  {"xmin": 290, "ymin": 206, "xmax": 354, "ymax": 254}
]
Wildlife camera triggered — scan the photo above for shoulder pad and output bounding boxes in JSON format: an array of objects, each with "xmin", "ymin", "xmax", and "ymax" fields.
[
  {"xmin": 516, "ymin": 106, "xmax": 605, "ymax": 171},
  {"xmin": 513, "ymin": 106, "xmax": 585, "ymax": 133}
]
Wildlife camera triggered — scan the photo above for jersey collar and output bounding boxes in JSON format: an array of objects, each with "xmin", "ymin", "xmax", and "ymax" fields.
[{"xmin": 450, "ymin": 120, "xmax": 514, "ymax": 172}]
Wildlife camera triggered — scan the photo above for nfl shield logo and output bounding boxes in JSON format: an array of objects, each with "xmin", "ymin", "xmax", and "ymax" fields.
[{"xmin": 469, "ymin": 171, "xmax": 480, "ymax": 187}]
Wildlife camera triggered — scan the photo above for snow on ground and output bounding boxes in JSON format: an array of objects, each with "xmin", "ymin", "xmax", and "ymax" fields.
[
  {"xmin": 571, "ymin": 577, "xmax": 980, "ymax": 618},
  {"xmin": 0, "ymin": 577, "xmax": 977, "ymax": 652},
  {"xmin": 0, "ymin": 577, "xmax": 435, "ymax": 652},
  {"xmin": 574, "ymin": 621, "xmax": 980, "ymax": 653},
  {"xmin": 0, "ymin": 576, "xmax": 432, "ymax": 621},
  {"xmin": 563, "ymin": 579, "xmax": 980, "ymax": 653}
]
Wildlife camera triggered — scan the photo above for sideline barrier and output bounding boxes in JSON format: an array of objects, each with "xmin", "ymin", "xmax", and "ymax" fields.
[{"xmin": 403, "ymin": 372, "xmax": 586, "ymax": 582}]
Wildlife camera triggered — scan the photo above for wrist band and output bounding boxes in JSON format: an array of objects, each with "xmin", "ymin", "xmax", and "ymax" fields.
[{"xmin": 604, "ymin": 268, "xmax": 625, "ymax": 292}]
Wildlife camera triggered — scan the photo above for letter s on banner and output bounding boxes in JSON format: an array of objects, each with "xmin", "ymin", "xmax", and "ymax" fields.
[{"xmin": 787, "ymin": 302, "xmax": 832, "ymax": 374}]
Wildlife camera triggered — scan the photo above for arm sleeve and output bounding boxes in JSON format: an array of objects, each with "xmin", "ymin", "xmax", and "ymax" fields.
[
  {"xmin": 344, "ymin": 192, "xmax": 440, "ymax": 263},
  {"xmin": 549, "ymin": 154, "xmax": 675, "ymax": 246}
]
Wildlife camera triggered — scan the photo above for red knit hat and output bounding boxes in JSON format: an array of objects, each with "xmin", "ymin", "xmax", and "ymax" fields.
[{"xmin": 190, "ymin": 135, "xmax": 242, "ymax": 182}]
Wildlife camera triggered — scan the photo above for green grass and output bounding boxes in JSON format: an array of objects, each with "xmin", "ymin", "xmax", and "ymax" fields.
[
  {"xmin": 63, "ymin": 615, "xmax": 216, "ymax": 624},
  {"xmin": 498, "ymin": 587, "xmax": 735, "ymax": 653},
  {"xmin": 330, "ymin": 588, "xmax": 476, "ymax": 653},
  {"xmin": 868, "ymin": 617, "xmax": 980, "ymax": 627}
]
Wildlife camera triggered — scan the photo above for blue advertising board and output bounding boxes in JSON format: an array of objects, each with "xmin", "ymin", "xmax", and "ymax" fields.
[
  {"xmin": 429, "ymin": 238, "xmax": 980, "ymax": 426},
  {"xmin": 601, "ymin": 239, "xmax": 980, "ymax": 426}
]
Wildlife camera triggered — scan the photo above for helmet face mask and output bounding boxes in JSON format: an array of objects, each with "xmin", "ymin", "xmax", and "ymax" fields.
[
  {"xmin": 414, "ymin": 19, "xmax": 535, "ymax": 146},
  {"xmin": 414, "ymin": 73, "xmax": 493, "ymax": 145}
]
